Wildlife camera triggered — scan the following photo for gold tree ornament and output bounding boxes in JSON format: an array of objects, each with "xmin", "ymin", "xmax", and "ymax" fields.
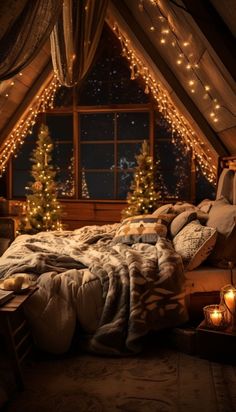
[{"xmin": 121, "ymin": 140, "xmax": 161, "ymax": 219}]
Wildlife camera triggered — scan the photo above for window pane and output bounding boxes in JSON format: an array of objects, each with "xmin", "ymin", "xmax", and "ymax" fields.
[
  {"xmin": 56, "ymin": 169, "xmax": 75, "ymax": 198},
  {"xmin": 12, "ymin": 143, "xmax": 35, "ymax": 169},
  {"xmin": 117, "ymin": 143, "xmax": 142, "ymax": 168},
  {"xmin": 117, "ymin": 171, "xmax": 134, "ymax": 200},
  {"xmin": 108, "ymin": 81, "xmax": 148, "ymax": 105},
  {"xmin": 53, "ymin": 143, "xmax": 75, "ymax": 198},
  {"xmin": 77, "ymin": 27, "xmax": 149, "ymax": 106},
  {"xmin": 53, "ymin": 143, "xmax": 73, "ymax": 168},
  {"xmin": 155, "ymin": 139, "xmax": 176, "ymax": 164},
  {"xmin": 196, "ymin": 169, "xmax": 216, "ymax": 204},
  {"xmin": 82, "ymin": 171, "xmax": 114, "ymax": 199},
  {"xmin": 12, "ymin": 171, "xmax": 31, "ymax": 197},
  {"xmin": 80, "ymin": 113, "xmax": 114, "ymax": 141},
  {"xmin": 81, "ymin": 144, "xmax": 114, "ymax": 169},
  {"xmin": 117, "ymin": 113, "xmax": 149, "ymax": 140},
  {"xmin": 155, "ymin": 140, "xmax": 191, "ymax": 200},
  {"xmin": 154, "ymin": 113, "xmax": 172, "ymax": 139},
  {"xmin": 53, "ymin": 86, "xmax": 73, "ymax": 107},
  {"xmin": 78, "ymin": 79, "xmax": 148, "ymax": 105},
  {"xmin": 45, "ymin": 114, "xmax": 73, "ymax": 141}
]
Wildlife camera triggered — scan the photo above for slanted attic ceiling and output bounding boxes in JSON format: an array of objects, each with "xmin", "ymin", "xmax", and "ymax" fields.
[{"xmin": 0, "ymin": 0, "xmax": 235, "ymax": 167}]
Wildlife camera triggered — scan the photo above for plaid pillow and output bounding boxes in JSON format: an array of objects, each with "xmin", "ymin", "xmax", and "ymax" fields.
[{"xmin": 113, "ymin": 214, "xmax": 168, "ymax": 245}]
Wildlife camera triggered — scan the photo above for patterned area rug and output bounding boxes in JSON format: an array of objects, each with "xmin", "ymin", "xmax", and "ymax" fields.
[{"xmin": 3, "ymin": 338, "xmax": 236, "ymax": 412}]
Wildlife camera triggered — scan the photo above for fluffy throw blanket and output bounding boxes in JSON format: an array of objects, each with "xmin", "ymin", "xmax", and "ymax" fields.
[{"xmin": 0, "ymin": 224, "xmax": 188, "ymax": 355}]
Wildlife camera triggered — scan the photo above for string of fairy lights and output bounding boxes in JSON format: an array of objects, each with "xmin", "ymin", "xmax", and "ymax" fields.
[
  {"xmin": 108, "ymin": 18, "xmax": 217, "ymax": 184},
  {"xmin": 143, "ymin": 0, "xmax": 235, "ymax": 122},
  {"xmin": 0, "ymin": 73, "xmax": 60, "ymax": 176},
  {"xmin": 0, "ymin": 2, "xmax": 221, "ymax": 186}
]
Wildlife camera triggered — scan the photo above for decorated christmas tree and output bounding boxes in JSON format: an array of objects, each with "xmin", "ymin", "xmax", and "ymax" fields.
[
  {"xmin": 20, "ymin": 124, "xmax": 62, "ymax": 233},
  {"xmin": 121, "ymin": 140, "xmax": 161, "ymax": 219}
]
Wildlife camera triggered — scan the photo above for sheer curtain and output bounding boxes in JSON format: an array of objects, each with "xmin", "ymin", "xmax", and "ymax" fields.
[
  {"xmin": 50, "ymin": 0, "xmax": 108, "ymax": 87},
  {"xmin": 0, "ymin": 0, "xmax": 63, "ymax": 81}
]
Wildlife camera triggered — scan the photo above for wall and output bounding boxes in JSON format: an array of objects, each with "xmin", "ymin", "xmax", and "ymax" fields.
[{"xmin": 8, "ymin": 199, "xmax": 125, "ymax": 231}]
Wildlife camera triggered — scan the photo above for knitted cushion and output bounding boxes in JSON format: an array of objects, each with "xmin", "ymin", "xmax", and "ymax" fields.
[
  {"xmin": 113, "ymin": 214, "xmax": 168, "ymax": 245},
  {"xmin": 173, "ymin": 220, "xmax": 217, "ymax": 270}
]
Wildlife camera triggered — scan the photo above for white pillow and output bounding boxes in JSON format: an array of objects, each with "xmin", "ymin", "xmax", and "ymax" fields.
[{"xmin": 173, "ymin": 220, "xmax": 217, "ymax": 270}]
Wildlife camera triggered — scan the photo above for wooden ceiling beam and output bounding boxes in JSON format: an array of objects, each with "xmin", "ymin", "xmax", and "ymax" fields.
[
  {"xmin": 111, "ymin": 0, "xmax": 228, "ymax": 157},
  {"xmin": 0, "ymin": 60, "xmax": 52, "ymax": 146},
  {"xmin": 181, "ymin": 0, "xmax": 236, "ymax": 83}
]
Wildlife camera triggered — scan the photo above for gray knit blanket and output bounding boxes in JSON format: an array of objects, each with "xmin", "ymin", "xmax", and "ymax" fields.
[{"xmin": 0, "ymin": 224, "xmax": 188, "ymax": 355}]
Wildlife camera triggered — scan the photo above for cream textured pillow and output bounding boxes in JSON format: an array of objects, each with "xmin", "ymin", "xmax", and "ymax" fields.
[
  {"xmin": 113, "ymin": 214, "xmax": 167, "ymax": 245},
  {"xmin": 173, "ymin": 220, "xmax": 217, "ymax": 270}
]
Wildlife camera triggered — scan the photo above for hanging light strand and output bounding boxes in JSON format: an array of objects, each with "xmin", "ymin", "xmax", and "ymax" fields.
[
  {"xmin": 0, "ymin": 74, "xmax": 60, "ymax": 176},
  {"xmin": 145, "ymin": 0, "xmax": 235, "ymax": 122},
  {"xmin": 110, "ymin": 21, "xmax": 217, "ymax": 184}
]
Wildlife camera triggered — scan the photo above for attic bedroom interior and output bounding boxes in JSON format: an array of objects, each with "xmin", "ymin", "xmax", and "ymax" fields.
[{"xmin": 0, "ymin": 0, "xmax": 236, "ymax": 411}]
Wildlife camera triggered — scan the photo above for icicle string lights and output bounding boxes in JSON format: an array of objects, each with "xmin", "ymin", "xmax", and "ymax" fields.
[
  {"xmin": 111, "ymin": 22, "xmax": 217, "ymax": 184},
  {"xmin": 146, "ymin": 0, "xmax": 235, "ymax": 122},
  {"xmin": 0, "ymin": 74, "xmax": 60, "ymax": 176}
]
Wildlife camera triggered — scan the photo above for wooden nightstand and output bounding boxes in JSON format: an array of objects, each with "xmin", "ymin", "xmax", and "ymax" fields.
[
  {"xmin": 197, "ymin": 320, "xmax": 236, "ymax": 362},
  {"xmin": 0, "ymin": 287, "xmax": 37, "ymax": 390}
]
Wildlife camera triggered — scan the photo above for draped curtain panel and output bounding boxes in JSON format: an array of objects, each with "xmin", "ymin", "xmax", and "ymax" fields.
[
  {"xmin": 0, "ymin": 0, "xmax": 63, "ymax": 81},
  {"xmin": 50, "ymin": 0, "xmax": 108, "ymax": 87}
]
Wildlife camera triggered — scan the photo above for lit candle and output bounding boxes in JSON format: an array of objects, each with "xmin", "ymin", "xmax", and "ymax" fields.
[
  {"xmin": 210, "ymin": 310, "xmax": 222, "ymax": 327},
  {"xmin": 224, "ymin": 290, "xmax": 236, "ymax": 314}
]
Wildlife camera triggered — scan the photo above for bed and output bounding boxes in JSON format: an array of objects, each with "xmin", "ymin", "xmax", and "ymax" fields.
[
  {"xmin": 0, "ymin": 222, "xmax": 188, "ymax": 355},
  {"xmin": 0, "ymin": 156, "xmax": 235, "ymax": 355}
]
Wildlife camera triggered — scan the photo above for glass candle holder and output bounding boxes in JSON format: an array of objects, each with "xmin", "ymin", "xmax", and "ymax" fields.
[
  {"xmin": 203, "ymin": 304, "xmax": 228, "ymax": 330},
  {"xmin": 220, "ymin": 284, "xmax": 236, "ymax": 331}
]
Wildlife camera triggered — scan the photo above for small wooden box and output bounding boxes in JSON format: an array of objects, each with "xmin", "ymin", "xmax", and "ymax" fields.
[{"xmin": 197, "ymin": 321, "xmax": 236, "ymax": 362}]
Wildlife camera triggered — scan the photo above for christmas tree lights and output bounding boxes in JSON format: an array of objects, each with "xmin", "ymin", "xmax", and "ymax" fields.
[
  {"xmin": 121, "ymin": 140, "xmax": 161, "ymax": 219},
  {"xmin": 19, "ymin": 124, "xmax": 62, "ymax": 233}
]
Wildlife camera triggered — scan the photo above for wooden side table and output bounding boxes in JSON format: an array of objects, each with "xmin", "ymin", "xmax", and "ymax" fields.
[
  {"xmin": 0, "ymin": 287, "xmax": 37, "ymax": 390},
  {"xmin": 197, "ymin": 320, "xmax": 236, "ymax": 362}
]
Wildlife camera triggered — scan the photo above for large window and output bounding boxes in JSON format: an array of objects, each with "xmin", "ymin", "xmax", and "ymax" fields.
[
  {"xmin": 10, "ymin": 24, "xmax": 215, "ymax": 203},
  {"xmin": 79, "ymin": 110, "xmax": 149, "ymax": 199}
]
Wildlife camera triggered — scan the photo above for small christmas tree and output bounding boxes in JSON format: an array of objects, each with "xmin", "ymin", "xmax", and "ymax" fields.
[
  {"xmin": 121, "ymin": 140, "xmax": 161, "ymax": 219},
  {"xmin": 81, "ymin": 168, "xmax": 90, "ymax": 199},
  {"xmin": 20, "ymin": 124, "xmax": 62, "ymax": 233}
]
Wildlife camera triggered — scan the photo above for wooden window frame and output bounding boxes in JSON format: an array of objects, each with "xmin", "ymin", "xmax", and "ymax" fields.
[{"xmin": 8, "ymin": 103, "xmax": 197, "ymax": 203}]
